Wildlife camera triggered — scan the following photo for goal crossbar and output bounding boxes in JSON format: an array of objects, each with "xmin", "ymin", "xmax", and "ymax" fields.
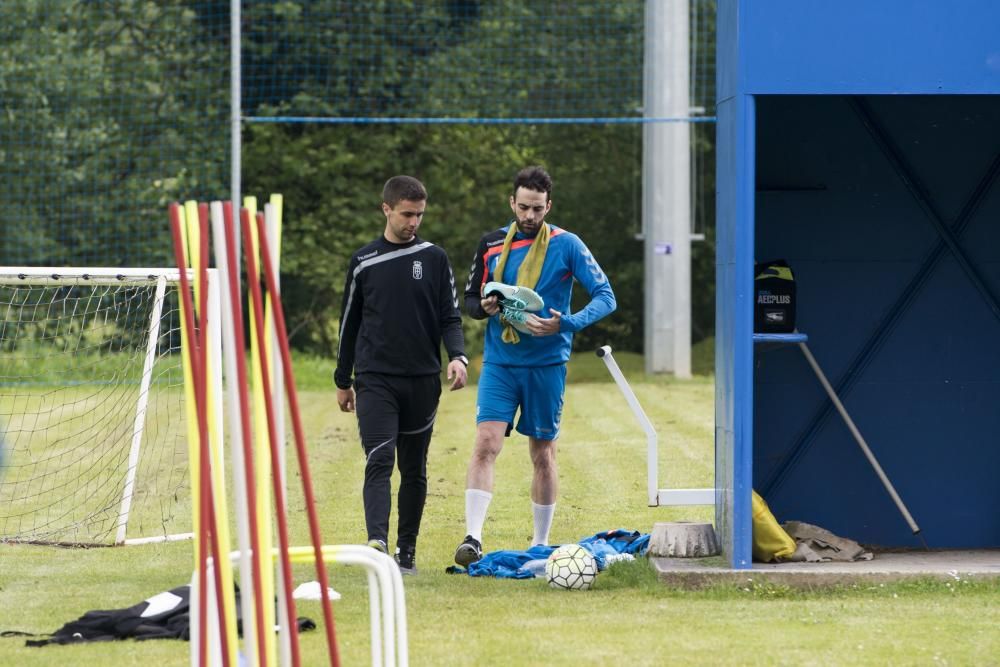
[{"xmin": 0, "ymin": 267, "xmax": 191, "ymax": 285}]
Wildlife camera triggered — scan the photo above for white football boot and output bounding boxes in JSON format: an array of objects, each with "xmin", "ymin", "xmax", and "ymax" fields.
[{"xmin": 483, "ymin": 281, "xmax": 545, "ymax": 334}]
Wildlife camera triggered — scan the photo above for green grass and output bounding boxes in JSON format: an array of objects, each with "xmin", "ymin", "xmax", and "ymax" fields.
[{"xmin": 2, "ymin": 349, "xmax": 999, "ymax": 666}]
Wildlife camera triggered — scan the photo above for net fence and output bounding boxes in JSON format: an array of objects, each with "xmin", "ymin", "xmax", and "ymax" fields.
[
  {"xmin": 243, "ymin": 0, "xmax": 714, "ymax": 123},
  {"xmin": 1, "ymin": 0, "xmax": 716, "ymax": 267}
]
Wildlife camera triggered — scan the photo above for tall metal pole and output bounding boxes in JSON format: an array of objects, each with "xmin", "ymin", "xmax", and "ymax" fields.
[
  {"xmin": 231, "ymin": 0, "xmax": 242, "ymax": 257},
  {"xmin": 643, "ymin": 0, "xmax": 692, "ymax": 377},
  {"xmin": 227, "ymin": 3, "xmax": 251, "ymax": 660}
]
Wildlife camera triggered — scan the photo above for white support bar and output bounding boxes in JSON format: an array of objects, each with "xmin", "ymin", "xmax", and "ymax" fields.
[
  {"xmin": 596, "ymin": 346, "xmax": 659, "ymax": 506},
  {"xmin": 597, "ymin": 345, "xmax": 714, "ymax": 507},
  {"xmin": 116, "ymin": 274, "xmax": 169, "ymax": 544},
  {"xmin": 658, "ymin": 488, "xmax": 716, "ymax": 506},
  {"xmin": 122, "ymin": 531, "xmax": 194, "ymax": 546}
]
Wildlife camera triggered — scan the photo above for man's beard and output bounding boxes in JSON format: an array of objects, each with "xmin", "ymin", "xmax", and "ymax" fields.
[{"xmin": 516, "ymin": 220, "xmax": 541, "ymax": 237}]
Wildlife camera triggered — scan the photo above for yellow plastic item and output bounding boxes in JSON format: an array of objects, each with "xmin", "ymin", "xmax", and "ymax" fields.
[{"xmin": 751, "ymin": 490, "xmax": 797, "ymax": 562}]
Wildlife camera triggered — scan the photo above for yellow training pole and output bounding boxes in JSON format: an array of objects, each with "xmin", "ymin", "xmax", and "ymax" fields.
[
  {"xmin": 185, "ymin": 201, "xmax": 239, "ymax": 666},
  {"xmin": 179, "ymin": 202, "xmax": 201, "ymax": 571},
  {"xmin": 264, "ymin": 195, "xmax": 292, "ymax": 666},
  {"xmin": 244, "ymin": 195, "xmax": 277, "ymax": 667}
]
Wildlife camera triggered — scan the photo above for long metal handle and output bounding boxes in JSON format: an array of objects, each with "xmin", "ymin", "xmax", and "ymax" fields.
[{"xmin": 798, "ymin": 341, "xmax": 922, "ymax": 536}]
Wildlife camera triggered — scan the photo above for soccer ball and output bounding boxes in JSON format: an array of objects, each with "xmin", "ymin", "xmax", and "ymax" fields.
[{"xmin": 544, "ymin": 544, "xmax": 597, "ymax": 591}]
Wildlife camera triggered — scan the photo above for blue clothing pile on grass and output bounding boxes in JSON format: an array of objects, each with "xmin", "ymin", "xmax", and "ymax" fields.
[{"xmin": 449, "ymin": 529, "xmax": 650, "ymax": 579}]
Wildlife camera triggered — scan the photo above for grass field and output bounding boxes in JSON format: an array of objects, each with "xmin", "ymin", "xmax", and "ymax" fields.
[{"xmin": 1, "ymin": 347, "xmax": 998, "ymax": 666}]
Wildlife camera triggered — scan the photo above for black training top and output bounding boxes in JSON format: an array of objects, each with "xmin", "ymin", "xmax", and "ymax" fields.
[{"xmin": 334, "ymin": 235, "xmax": 465, "ymax": 389}]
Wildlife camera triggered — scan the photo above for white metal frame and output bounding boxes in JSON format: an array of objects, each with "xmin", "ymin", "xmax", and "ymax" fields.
[
  {"xmin": 294, "ymin": 545, "xmax": 408, "ymax": 667},
  {"xmin": 597, "ymin": 345, "xmax": 714, "ymax": 506}
]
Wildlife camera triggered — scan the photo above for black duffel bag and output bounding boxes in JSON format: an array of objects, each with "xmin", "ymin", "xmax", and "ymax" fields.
[{"xmin": 754, "ymin": 259, "xmax": 796, "ymax": 333}]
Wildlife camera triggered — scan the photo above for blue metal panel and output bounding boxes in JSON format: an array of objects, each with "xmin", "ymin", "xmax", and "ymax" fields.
[
  {"xmin": 716, "ymin": 0, "xmax": 740, "ymax": 104},
  {"xmin": 733, "ymin": 96, "xmax": 756, "ymax": 569},
  {"xmin": 741, "ymin": 0, "xmax": 1000, "ymax": 94},
  {"xmin": 715, "ymin": 93, "xmax": 755, "ymax": 569},
  {"xmin": 715, "ymin": 96, "xmax": 737, "ymax": 566},
  {"xmin": 715, "ymin": 0, "xmax": 739, "ymax": 568}
]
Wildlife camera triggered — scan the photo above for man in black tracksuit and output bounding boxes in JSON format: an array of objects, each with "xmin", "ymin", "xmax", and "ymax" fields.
[{"xmin": 334, "ymin": 175, "xmax": 468, "ymax": 575}]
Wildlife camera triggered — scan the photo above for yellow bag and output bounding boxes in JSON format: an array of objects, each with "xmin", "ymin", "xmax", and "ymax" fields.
[{"xmin": 751, "ymin": 490, "xmax": 796, "ymax": 562}]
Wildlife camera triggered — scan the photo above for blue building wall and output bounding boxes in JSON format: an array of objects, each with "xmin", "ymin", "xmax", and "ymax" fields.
[
  {"xmin": 716, "ymin": 0, "xmax": 1000, "ymax": 567},
  {"xmin": 742, "ymin": 3, "xmax": 1000, "ymax": 95}
]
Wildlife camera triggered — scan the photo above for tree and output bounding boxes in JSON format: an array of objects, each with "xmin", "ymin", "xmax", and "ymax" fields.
[{"xmin": 0, "ymin": 0, "xmax": 228, "ymax": 267}]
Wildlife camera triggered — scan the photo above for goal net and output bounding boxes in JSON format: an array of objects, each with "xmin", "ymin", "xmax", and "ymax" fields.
[{"xmin": 0, "ymin": 268, "xmax": 202, "ymax": 546}]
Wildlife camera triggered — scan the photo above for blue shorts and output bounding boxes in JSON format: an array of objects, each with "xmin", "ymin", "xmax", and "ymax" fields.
[{"xmin": 476, "ymin": 363, "xmax": 567, "ymax": 440}]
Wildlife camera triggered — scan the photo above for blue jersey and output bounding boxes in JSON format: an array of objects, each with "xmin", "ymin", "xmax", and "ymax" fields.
[{"xmin": 463, "ymin": 223, "xmax": 616, "ymax": 367}]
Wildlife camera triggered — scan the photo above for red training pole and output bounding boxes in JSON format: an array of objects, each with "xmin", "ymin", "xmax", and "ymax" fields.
[
  {"xmin": 221, "ymin": 201, "xmax": 271, "ymax": 667},
  {"xmin": 197, "ymin": 203, "xmax": 233, "ymax": 667},
  {"xmin": 240, "ymin": 208, "xmax": 302, "ymax": 667},
  {"xmin": 169, "ymin": 204, "xmax": 214, "ymax": 667},
  {"xmin": 254, "ymin": 210, "xmax": 341, "ymax": 665}
]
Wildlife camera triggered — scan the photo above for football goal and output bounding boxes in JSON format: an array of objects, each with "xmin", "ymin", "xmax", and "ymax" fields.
[{"xmin": 0, "ymin": 267, "xmax": 216, "ymax": 546}]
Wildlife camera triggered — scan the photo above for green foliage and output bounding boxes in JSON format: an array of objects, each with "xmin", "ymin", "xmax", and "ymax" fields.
[
  {"xmin": 3, "ymin": 0, "xmax": 716, "ymax": 356},
  {"xmin": 0, "ymin": 1, "xmax": 229, "ymax": 267},
  {"xmin": 234, "ymin": 0, "xmax": 681, "ymax": 357},
  {"xmin": 244, "ymin": 121, "xmax": 649, "ymax": 355},
  {"xmin": 239, "ymin": 0, "xmax": 643, "ymax": 120}
]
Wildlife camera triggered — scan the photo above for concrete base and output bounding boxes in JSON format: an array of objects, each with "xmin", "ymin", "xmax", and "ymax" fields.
[
  {"xmin": 652, "ymin": 549, "xmax": 1000, "ymax": 589},
  {"xmin": 649, "ymin": 521, "xmax": 720, "ymax": 558}
]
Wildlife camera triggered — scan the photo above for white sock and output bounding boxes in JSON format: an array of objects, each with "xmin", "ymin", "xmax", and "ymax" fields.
[
  {"xmin": 465, "ymin": 489, "xmax": 493, "ymax": 542},
  {"xmin": 531, "ymin": 501, "xmax": 556, "ymax": 546}
]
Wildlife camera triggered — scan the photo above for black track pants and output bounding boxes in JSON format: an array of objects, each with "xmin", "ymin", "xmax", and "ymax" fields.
[{"xmin": 354, "ymin": 373, "xmax": 441, "ymax": 549}]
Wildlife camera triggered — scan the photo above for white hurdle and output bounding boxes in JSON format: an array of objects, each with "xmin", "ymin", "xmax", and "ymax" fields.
[
  {"xmin": 596, "ymin": 345, "xmax": 714, "ymax": 506},
  {"xmin": 196, "ymin": 544, "xmax": 408, "ymax": 667},
  {"xmin": 287, "ymin": 545, "xmax": 409, "ymax": 667}
]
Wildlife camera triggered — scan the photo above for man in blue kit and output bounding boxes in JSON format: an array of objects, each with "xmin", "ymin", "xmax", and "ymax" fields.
[{"xmin": 454, "ymin": 166, "xmax": 616, "ymax": 566}]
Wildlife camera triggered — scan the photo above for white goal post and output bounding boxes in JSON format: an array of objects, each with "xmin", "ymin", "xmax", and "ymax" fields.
[{"xmin": 0, "ymin": 267, "xmax": 220, "ymax": 546}]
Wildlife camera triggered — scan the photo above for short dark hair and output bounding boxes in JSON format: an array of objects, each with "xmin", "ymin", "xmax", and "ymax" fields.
[
  {"xmin": 513, "ymin": 166, "xmax": 552, "ymax": 199},
  {"xmin": 382, "ymin": 175, "xmax": 427, "ymax": 207}
]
